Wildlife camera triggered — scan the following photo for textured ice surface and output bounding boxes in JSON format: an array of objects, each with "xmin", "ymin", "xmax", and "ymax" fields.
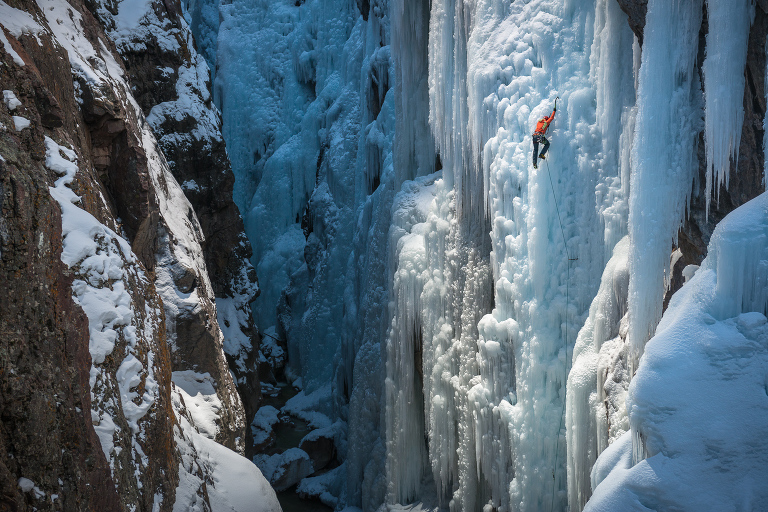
[
  {"xmin": 187, "ymin": 0, "xmax": 766, "ymax": 510},
  {"xmin": 702, "ymin": 0, "xmax": 754, "ymax": 214},
  {"xmin": 566, "ymin": 237, "xmax": 630, "ymax": 510},
  {"xmin": 587, "ymin": 192, "xmax": 768, "ymax": 511},
  {"xmin": 626, "ymin": 0, "xmax": 704, "ymax": 368},
  {"xmin": 389, "ymin": 0, "xmax": 637, "ymax": 509}
]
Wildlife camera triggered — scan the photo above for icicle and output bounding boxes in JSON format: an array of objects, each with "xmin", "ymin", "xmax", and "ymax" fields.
[
  {"xmin": 428, "ymin": 0, "xmax": 488, "ymax": 224},
  {"xmin": 627, "ymin": 0, "xmax": 704, "ymax": 371},
  {"xmin": 702, "ymin": 0, "xmax": 755, "ymax": 216}
]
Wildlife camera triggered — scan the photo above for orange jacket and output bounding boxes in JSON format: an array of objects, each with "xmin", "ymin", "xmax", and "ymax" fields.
[{"xmin": 534, "ymin": 109, "xmax": 556, "ymax": 135}]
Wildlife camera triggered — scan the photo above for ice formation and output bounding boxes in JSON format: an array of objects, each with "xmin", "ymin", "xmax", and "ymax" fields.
[
  {"xmin": 702, "ymin": 0, "xmax": 754, "ymax": 214},
  {"xmin": 566, "ymin": 237, "xmax": 630, "ymax": 511},
  {"xmin": 626, "ymin": 0, "xmax": 704, "ymax": 371},
  {"xmin": 586, "ymin": 192, "xmax": 768, "ymax": 511},
  {"xmin": 386, "ymin": 0, "xmax": 636, "ymax": 509},
  {"xmin": 184, "ymin": 0, "xmax": 766, "ymax": 509}
]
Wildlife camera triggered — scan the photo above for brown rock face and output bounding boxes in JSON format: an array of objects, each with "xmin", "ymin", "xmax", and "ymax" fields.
[
  {"xmin": 85, "ymin": 0, "xmax": 262, "ymax": 455},
  {"xmin": 0, "ymin": 3, "xmax": 179, "ymax": 508},
  {"xmin": 80, "ymin": 84, "xmax": 160, "ymax": 270},
  {"xmin": 0, "ymin": 0, "xmax": 269, "ymax": 505},
  {"xmin": 0, "ymin": 110, "xmax": 121, "ymax": 512},
  {"xmin": 615, "ymin": 0, "xmax": 647, "ymax": 45}
]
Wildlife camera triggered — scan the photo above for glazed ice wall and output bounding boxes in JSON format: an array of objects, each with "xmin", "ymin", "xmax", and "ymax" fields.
[
  {"xmin": 193, "ymin": 1, "xmax": 400, "ymax": 507},
  {"xmin": 385, "ymin": 0, "xmax": 636, "ymax": 510},
  {"xmin": 625, "ymin": 0, "xmax": 704, "ymax": 372},
  {"xmin": 182, "ymin": 0, "xmax": 765, "ymax": 510}
]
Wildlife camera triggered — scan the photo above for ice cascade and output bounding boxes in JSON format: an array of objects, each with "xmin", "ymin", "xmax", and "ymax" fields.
[
  {"xmin": 702, "ymin": 0, "xmax": 754, "ymax": 214},
  {"xmin": 182, "ymin": 0, "xmax": 767, "ymax": 510},
  {"xmin": 626, "ymin": 0, "xmax": 704, "ymax": 369},
  {"xmin": 385, "ymin": 0, "xmax": 636, "ymax": 510}
]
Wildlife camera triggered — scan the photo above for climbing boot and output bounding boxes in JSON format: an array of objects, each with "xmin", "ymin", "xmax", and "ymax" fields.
[
  {"xmin": 533, "ymin": 162, "xmax": 538, "ymax": 169},
  {"xmin": 539, "ymin": 154, "xmax": 546, "ymax": 160}
]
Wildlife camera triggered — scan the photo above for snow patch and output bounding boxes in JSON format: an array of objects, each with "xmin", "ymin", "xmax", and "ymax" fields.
[
  {"xmin": 0, "ymin": 0, "xmax": 42, "ymax": 39},
  {"xmin": 3, "ymin": 90, "xmax": 21, "ymax": 110},
  {"xmin": 173, "ymin": 384, "xmax": 282, "ymax": 512},
  {"xmin": 12, "ymin": 116, "xmax": 29, "ymax": 131},
  {"xmin": 172, "ymin": 371, "xmax": 223, "ymax": 440},
  {"xmin": 0, "ymin": 28, "xmax": 25, "ymax": 66},
  {"xmin": 251, "ymin": 405, "xmax": 279, "ymax": 447}
]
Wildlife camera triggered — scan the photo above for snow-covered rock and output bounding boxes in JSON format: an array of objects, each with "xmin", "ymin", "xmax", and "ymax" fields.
[
  {"xmin": 256, "ymin": 448, "xmax": 315, "ymax": 492},
  {"xmin": 0, "ymin": 0, "xmax": 277, "ymax": 509},
  {"xmin": 299, "ymin": 423, "xmax": 341, "ymax": 472}
]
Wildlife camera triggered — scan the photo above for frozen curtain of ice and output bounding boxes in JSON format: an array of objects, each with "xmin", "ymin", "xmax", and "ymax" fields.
[{"xmin": 183, "ymin": 0, "xmax": 766, "ymax": 510}]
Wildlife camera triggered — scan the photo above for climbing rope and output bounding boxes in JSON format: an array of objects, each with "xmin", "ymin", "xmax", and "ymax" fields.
[
  {"xmin": 261, "ymin": 331, "xmax": 285, "ymax": 344},
  {"xmin": 544, "ymin": 157, "xmax": 574, "ymax": 512}
]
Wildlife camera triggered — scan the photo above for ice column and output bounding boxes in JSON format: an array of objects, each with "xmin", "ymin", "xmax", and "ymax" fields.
[
  {"xmin": 564, "ymin": 1, "xmax": 637, "ymax": 509},
  {"xmin": 765, "ymin": 32, "xmax": 768, "ymax": 187},
  {"xmin": 702, "ymin": 0, "xmax": 754, "ymax": 215},
  {"xmin": 565, "ymin": 237, "xmax": 630, "ymax": 512},
  {"xmin": 423, "ymin": 1, "xmax": 497, "ymax": 509},
  {"xmin": 391, "ymin": 0, "xmax": 435, "ymax": 185},
  {"xmin": 428, "ymin": 0, "xmax": 485, "ymax": 222},
  {"xmin": 591, "ymin": 0, "xmax": 637, "ymax": 259},
  {"xmin": 181, "ymin": 0, "xmax": 219, "ymax": 73},
  {"xmin": 627, "ymin": 0, "xmax": 703, "ymax": 370},
  {"xmin": 384, "ymin": 174, "xmax": 441, "ymax": 504}
]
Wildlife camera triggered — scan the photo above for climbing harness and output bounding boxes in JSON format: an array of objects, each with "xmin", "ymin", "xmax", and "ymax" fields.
[{"xmin": 544, "ymin": 157, "xmax": 576, "ymax": 512}]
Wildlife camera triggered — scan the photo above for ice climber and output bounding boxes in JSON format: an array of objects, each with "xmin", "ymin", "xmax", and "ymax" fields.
[{"xmin": 532, "ymin": 97, "xmax": 557, "ymax": 169}]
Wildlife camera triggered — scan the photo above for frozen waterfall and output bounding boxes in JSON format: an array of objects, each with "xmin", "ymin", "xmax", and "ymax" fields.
[{"xmin": 181, "ymin": 0, "xmax": 767, "ymax": 509}]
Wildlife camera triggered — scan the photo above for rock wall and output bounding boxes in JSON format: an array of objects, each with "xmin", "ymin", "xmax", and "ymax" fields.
[
  {"xmin": 0, "ymin": 0, "xmax": 178, "ymax": 507},
  {"xmin": 83, "ymin": 0, "xmax": 263, "ymax": 452},
  {"xmin": 0, "ymin": 38, "xmax": 123, "ymax": 511},
  {"xmin": 0, "ymin": 0, "xmax": 266, "ymax": 508}
]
